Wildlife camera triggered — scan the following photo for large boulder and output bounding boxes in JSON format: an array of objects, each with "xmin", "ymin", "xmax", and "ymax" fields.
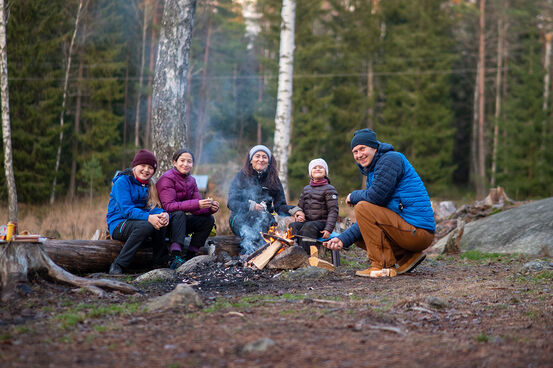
[{"xmin": 457, "ymin": 197, "xmax": 553, "ymax": 255}]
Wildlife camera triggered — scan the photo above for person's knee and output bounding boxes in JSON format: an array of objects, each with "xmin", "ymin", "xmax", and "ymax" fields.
[
  {"xmin": 133, "ymin": 221, "xmax": 156, "ymax": 236},
  {"xmin": 172, "ymin": 211, "xmax": 186, "ymax": 221},
  {"xmin": 354, "ymin": 201, "xmax": 379, "ymax": 218}
]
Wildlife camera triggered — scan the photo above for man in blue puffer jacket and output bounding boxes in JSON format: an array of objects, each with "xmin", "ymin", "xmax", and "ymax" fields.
[{"xmin": 324, "ymin": 129, "xmax": 435, "ymax": 278}]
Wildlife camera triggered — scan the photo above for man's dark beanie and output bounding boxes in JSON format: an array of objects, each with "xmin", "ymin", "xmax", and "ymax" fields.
[
  {"xmin": 131, "ymin": 149, "xmax": 158, "ymax": 172},
  {"xmin": 350, "ymin": 128, "xmax": 379, "ymax": 150}
]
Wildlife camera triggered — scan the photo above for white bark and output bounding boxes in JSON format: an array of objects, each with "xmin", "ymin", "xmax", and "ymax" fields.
[
  {"xmin": 50, "ymin": 0, "xmax": 86, "ymax": 204},
  {"xmin": 151, "ymin": 0, "xmax": 196, "ymax": 175},
  {"xmin": 273, "ymin": 0, "xmax": 296, "ymax": 194},
  {"xmin": 0, "ymin": 0, "xmax": 17, "ymax": 222},
  {"xmin": 542, "ymin": 32, "xmax": 552, "ymax": 154}
]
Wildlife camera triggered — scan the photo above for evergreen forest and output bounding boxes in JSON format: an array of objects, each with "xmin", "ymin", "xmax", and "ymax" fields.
[{"xmin": 1, "ymin": 0, "xmax": 553, "ymax": 204}]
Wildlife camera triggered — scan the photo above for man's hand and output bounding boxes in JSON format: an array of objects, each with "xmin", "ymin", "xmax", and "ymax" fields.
[
  {"xmin": 346, "ymin": 193, "xmax": 354, "ymax": 207},
  {"xmin": 320, "ymin": 230, "xmax": 331, "ymax": 239},
  {"xmin": 323, "ymin": 237, "xmax": 343, "ymax": 250},
  {"xmin": 294, "ymin": 211, "xmax": 305, "ymax": 222},
  {"xmin": 210, "ymin": 200, "xmax": 220, "ymax": 213}
]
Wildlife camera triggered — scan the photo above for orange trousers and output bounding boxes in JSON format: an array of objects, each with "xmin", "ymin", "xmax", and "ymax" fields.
[{"xmin": 354, "ymin": 202, "xmax": 434, "ymax": 268}]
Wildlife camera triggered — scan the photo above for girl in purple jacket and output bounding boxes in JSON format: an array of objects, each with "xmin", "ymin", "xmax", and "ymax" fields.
[{"xmin": 156, "ymin": 149, "xmax": 219, "ymax": 269}]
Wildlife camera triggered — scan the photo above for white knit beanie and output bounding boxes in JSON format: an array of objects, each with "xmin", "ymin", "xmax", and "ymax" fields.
[
  {"xmin": 249, "ymin": 145, "xmax": 272, "ymax": 160},
  {"xmin": 308, "ymin": 158, "xmax": 329, "ymax": 177}
]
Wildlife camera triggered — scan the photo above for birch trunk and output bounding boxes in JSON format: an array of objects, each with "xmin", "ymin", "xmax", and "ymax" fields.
[
  {"xmin": 0, "ymin": 0, "xmax": 17, "ymax": 222},
  {"xmin": 134, "ymin": 0, "xmax": 150, "ymax": 148},
  {"xmin": 491, "ymin": 18, "xmax": 504, "ymax": 187},
  {"xmin": 50, "ymin": 0, "xmax": 86, "ymax": 204},
  {"xmin": 542, "ymin": 32, "xmax": 552, "ymax": 155},
  {"xmin": 273, "ymin": 0, "xmax": 296, "ymax": 194},
  {"xmin": 151, "ymin": 0, "xmax": 196, "ymax": 175},
  {"xmin": 476, "ymin": 0, "xmax": 486, "ymax": 198}
]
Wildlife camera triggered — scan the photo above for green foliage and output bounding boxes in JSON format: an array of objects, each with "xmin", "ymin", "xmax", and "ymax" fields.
[{"xmin": 475, "ymin": 332, "xmax": 489, "ymax": 342}]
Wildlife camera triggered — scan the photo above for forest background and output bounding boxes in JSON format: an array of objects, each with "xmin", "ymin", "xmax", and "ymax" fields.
[{"xmin": 1, "ymin": 0, "xmax": 553, "ymax": 214}]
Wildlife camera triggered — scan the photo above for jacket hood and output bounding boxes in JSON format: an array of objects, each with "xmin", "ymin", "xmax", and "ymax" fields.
[
  {"xmin": 356, "ymin": 142, "xmax": 395, "ymax": 176},
  {"xmin": 112, "ymin": 168, "xmax": 134, "ymax": 184}
]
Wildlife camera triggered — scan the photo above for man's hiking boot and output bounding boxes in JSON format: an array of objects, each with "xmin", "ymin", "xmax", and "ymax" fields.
[
  {"xmin": 169, "ymin": 252, "xmax": 186, "ymax": 270},
  {"xmin": 396, "ymin": 252, "xmax": 426, "ymax": 274},
  {"xmin": 109, "ymin": 262, "xmax": 123, "ymax": 275},
  {"xmin": 355, "ymin": 266, "xmax": 397, "ymax": 278}
]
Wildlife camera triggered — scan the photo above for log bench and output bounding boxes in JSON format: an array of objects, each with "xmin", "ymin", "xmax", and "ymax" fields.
[{"xmin": 42, "ymin": 236, "xmax": 241, "ymax": 274}]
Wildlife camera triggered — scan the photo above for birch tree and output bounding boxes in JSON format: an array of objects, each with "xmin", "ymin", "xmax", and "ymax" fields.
[
  {"xmin": 0, "ymin": 0, "xmax": 17, "ymax": 222},
  {"xmin": 151, "ymin": 0, "xmax": 197, "ymax": 175},
  {"xmin": 50, "ymin": 0, "xmax": 87, "ymax": 204},
  {"xmin": 134, "ymin": 0, "xmax": 150, "ymax": 148},
  {"xmin": 273, "ymin": 0, "xmax": 295, "ymax": 194}
]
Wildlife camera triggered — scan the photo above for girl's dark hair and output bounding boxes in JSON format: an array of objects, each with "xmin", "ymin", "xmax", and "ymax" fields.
[
  {"xmin": 172, "ymin": 148, "xmax": 195, "ymax": 163},
  {"xmin": 241, "ymin": 151, "xmax": 281, "ymax": 189}
]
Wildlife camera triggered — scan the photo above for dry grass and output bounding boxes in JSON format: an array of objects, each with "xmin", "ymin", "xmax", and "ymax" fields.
[{"xmin": 1, "ymin": 193, "xmax": 232, "ymax": 240}]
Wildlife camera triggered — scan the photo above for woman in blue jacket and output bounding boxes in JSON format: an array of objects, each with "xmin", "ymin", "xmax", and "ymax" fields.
[{"xmin": 106, "ymin": 149, "xmax": 169, "ymax": 274}]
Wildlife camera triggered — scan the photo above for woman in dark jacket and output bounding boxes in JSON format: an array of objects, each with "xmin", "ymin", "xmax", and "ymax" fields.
[
  {"xmin": 157, "ymin": 149, "xmax": 219, "ymax": 269},
  {"xmin": 227, "ymin": 145, "xmax": 293, "ymax": 254}
]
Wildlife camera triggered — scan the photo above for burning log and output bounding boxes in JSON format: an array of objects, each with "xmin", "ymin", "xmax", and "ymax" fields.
[
  {"xmin": 250, "ymin": 241, "xmax": 284, "ymax": 270},
  {"xmin": 267, "ymin": 245, "xmax": 308, "ymax": 270}
]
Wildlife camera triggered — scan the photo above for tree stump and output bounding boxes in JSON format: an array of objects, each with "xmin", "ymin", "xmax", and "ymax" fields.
[{"xmin": 0, "ymin": 241, "xmax": 139, "ymax": 301}]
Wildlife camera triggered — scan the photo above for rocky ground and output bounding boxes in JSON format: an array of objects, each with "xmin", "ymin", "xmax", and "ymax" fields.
[{"xmin": 1, "ymin": 247, "xmax": 552, "ymax": 368}]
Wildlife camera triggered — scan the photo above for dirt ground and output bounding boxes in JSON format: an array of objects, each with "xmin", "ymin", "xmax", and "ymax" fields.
[{"xmin": 1, "ymin": 247, "xmax": 552, "ymax": 368}]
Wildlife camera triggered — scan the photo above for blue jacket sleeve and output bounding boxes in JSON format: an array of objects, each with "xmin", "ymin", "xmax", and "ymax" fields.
[
  {"xmin": 338, "ymin": 222, "xmax": 361, "ymax": 248},
  {"xmin": 349, "ymin": 153, "xmax": 404, "ymax": 206},
  {"xmin": 113, "ymin": 178, "xmax": 152, "ymax": 221}
]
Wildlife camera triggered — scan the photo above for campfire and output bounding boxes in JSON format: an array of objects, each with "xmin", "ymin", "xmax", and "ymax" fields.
[{"xmin": 246, "ymin": 226, "xmax": 335, "ymax": 271}]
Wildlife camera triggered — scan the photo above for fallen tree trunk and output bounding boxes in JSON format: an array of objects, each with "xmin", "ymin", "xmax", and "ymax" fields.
[
  {"xmin": 42, "ymin": 236, "xmax": 241, "ymax": 274},
  {"xmin": 0, "ymin": 241, "xmax": 139, "ymax": 301}
]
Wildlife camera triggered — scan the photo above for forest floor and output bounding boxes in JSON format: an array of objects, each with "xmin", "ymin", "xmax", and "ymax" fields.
[{"xmin": 1, "ymin": 247, "xmax": 552, "ymax": 368}]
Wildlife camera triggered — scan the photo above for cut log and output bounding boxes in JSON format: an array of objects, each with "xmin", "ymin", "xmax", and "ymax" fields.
[
  {"xmin": 0, "ymin": 241, "xmax": 139, "ymax": 301},
  {"xmin": 310, "ymin": 245, "xmax": 318, "ymax": 257},
  {"xmin": 42, "ymin": 236, "xmax": 241, "ymax": 274},
  {"xmin": 267, "ymin": 245, "xmax": 308, "ymax": 270},
  {"xmin": 251, "ymin": 241, "xmax": 283, "ymax": 270},
  {"xmin": 308, "ymin": 256, "xmax": 335, "ymax": 272}
]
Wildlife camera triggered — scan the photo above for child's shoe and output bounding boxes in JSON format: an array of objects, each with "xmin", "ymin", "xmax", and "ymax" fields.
[{"xmin": 169, "ymin": 251, "xmax": 186, "ymax": 270}]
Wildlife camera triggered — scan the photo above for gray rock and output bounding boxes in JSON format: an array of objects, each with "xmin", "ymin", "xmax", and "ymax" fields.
[
  {"xmin": 517, "ymin": 260, "xmax": 553, "ymax": 274},
  {"xmin": 134, "ymin": 268, "xmax": 175, "ymax": 283},
  {"xmin": 281, "ymin": 266, "xmax": 329, "ymax": 280},
  {"xmin": 432, "ymin": 201, "xmax": 457, "ymax": 222},
  {"xmin": 242, "ymin": 338, "xmax": 276, "ymax": 353},
  {"xmin": 145, "ymin": 284, "xmax": 202, "ymax": 312},
  {"xmin": 447, "ymin": 197, "xmax": 553, "ymax": 255},
  {"xmin": 176, "ymin": 255, "xmax": 216, "ymax": 274},
  {"xmin": 426, "ymin": 296, "xmax": 449, "ymax": 309}
]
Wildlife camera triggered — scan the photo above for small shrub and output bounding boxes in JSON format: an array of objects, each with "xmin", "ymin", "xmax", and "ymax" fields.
[{"xmin": 475, "ymin": 332, "xmax": 489, "ymax": 342}]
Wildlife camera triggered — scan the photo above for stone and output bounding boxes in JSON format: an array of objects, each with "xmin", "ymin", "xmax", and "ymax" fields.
[
  {"xmin": 145, "ymin": 284, "xmax": 202, "ymax": 312},
  {"xmin": 426, "ymin": 296, "xmax": 449, "ymax": 309},
  {"xmin": 517, "ymin": 260, "xmax": 553, "ymax": 275},
  {"xmin": 432, "ymin": 201, "xmax": 457, "ymax": 222},
  {"xmin": 432, "ymin": 198, "xmax": 553, "ymax": 255},
  {"xmin": 176, "ymin": 255, "xmax": 216, "ymax": 274},
  {"xmin": 134, "ymin": 268, "xmax": 175, "ymax": 283},
  {"xmin": 242, "ymin": 338, "xmax": 276, "ymax": 353}
]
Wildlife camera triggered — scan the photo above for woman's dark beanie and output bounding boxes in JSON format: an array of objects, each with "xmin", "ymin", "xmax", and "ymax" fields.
[
  {"xmin": 172, "ymin": 148, "xmax": 195, "ymax": 163},
  {"xmin": 131, "ymin": 149, "xmax": 158, "ymax": 172},
  {"xmin": 350, "ymin": 128, "xmax": 380, "ymax": 150}
]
